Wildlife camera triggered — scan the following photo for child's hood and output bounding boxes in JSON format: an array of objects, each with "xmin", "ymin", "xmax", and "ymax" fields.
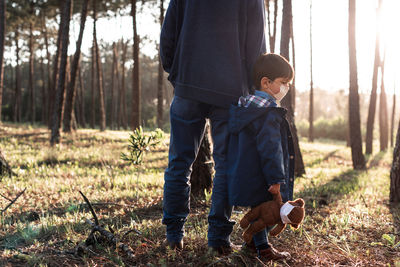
[{"xmin": 228, "ymin": 104, "xmax": 287, "ymax": 134}]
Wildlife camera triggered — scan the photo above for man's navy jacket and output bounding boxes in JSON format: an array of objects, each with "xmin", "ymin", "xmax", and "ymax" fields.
[
  {"xmin": 227, "ymin": 105, "xmax": 295, "ymax": 207},
  {"xmin": 160, "ymin": 0, "xmax": 266, "ymax": 108}
]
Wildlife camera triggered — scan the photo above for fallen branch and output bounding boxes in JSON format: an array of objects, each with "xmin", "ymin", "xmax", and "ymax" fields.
[
  {"xmin": 78, "ymin": 191, "xmax": 135, "ymax": 259},
  {"xmin": 1, "ymin": 188, "xmax": 26, "ymax": 214},
  {"xmin": 85, "ymin": 219, "xmax": 135, "ymax": 259},
  {"xmin": 79, "ymin": 191, "xmax": 99, "ymax": 225}
]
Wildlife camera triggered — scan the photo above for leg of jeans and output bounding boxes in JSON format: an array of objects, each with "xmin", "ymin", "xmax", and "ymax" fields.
[
  {"xmin": 162, "ymin": 96, "xmax": 207, "ymax": 243},
  {"xmin": 207, "ymin": 107, "xmax": 235, "ymax": 247},
  {"xmin": 253, "ymin": 226, "xmax": 274, "ymax": 249}
]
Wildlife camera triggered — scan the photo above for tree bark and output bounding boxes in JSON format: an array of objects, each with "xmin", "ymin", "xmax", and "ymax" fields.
[
  {"xmin": 120, "ymin": 40, "xmax": 128, "ymax": 129},
  {"xmin": 64, "ymin": 0, "xmax": 89, "ymax": 133},
  {"xmin": 50, "ymin": 0, "xmax": 72, "ymax": 145},
  {"xmin": 308, "ymin": 0, "xmax": 314, "ymax": 142},
  {"xmin": 348, "ymin": 0, "xmax": 366, "ymax": 169},
  {"xmin": 0, "ymin": 0, "xmax": 5, "ymax": 123},
  {"xmin": 190, "ymin": 121, "xmax": 213, "ymax": 198},
  {"xmin": 365, "ymin": 0, "xmax": 382, "ymax": 155},
  {"xmin": 265, "ymin": 0, "xmax": 278, "ymax": 53},
  {"xmin": 78, "ymin": 64, "xmax": 86, "ymax": 127},
  {"xmin": 13, "ymin": 30, "xmax": 21, "ymax": 122},
  {"xmin": 391, "ymin": 85, "xmax": 396, "ymax": 147},
  {"xmin": 42, "ymin": 14, "xmax": 53, "ymax": 125},
  {"xmin": 49, "ymin": 8, "xmax": 64, "ymax": 129},
  {"xmin": 280, "ymin": 0, "xmax": 305, "ymax": 177},
  {"xmin": 390, "ymin": 119, "xmax": 400, "ymax": 203},
  {"xmin": 28, "ymin": 22, "xmax": 36, "ymax": 123},
  {"xmin": 379, "ymin": 55, "xmax": 388, "ymax": 151},
  {"xmin": 157, "ymin": 0, "xmax": 165, "ymax": 129},
  {"xmin": 40, "ymin": 54, "xmax": 47, "ymax": 123},
  {"xmin": 110, "ymin": 42, "xmax": 118, "ymax": 130},
  {"xmin": 93, "ymin": 0, "xmax": 106, "ymax": 131},
  {"xmin": 90, "ymin": 41, "xmax": 96, "ymax": 128},
  {"xmin": 131, "ymin": 0, "xmax": 141, "ymax": 130}
]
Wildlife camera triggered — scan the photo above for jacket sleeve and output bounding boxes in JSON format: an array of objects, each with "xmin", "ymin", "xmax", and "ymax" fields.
[
  {"xmin": 245, "ymin": 0, "xmax": 267, "ymax": 89},
  {"xmin": 160, "ymin": 0, "xmax": 178, "ymax": 73},
  {"xmin": 255, "ymin": 110, "xmax": 286, "ymax": 186}
]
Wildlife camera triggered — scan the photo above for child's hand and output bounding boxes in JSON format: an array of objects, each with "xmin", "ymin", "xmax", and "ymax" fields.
[{"xmin": 268, "ymin": 184, "xmax": 280, "ymax": 195}]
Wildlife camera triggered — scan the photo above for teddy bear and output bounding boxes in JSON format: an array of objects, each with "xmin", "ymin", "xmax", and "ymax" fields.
[{"xmin": 240, "ymin": 190, "xmax": 305, "ymax": 244}]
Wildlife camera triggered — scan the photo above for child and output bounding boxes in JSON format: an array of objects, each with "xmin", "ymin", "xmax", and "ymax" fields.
[{"xmin": 226, "ymin": 53, "xmax": 295, "ymax": 261}]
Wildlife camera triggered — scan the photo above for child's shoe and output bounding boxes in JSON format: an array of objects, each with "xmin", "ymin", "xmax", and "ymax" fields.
[{"xmin": 257, "ymin": 246, "xmax": 290, "ymax": 261}]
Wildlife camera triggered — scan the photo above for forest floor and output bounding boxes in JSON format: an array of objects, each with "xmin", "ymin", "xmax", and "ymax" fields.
[{"xmin": 0, "ymin": 123, "xmax": 399, "ymax": 267}]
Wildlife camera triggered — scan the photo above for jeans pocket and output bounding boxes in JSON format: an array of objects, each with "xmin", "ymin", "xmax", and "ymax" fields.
[{"xmin": 170, "ymin": 95, "xmax": 205, "ymax": 121}]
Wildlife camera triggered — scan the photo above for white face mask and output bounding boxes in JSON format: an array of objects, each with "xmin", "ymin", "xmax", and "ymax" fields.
[
  {"xmin": 280, "ymin": 202, "xmax": 295, "ymax": 224},
  {"xmin": 273, "ymin": 84, "xmax": 290, "ymax": 102}
]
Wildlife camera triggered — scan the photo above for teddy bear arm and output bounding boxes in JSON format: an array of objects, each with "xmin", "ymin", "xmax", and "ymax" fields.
[
  {"xmin": 240, "ymin": 207, "xmax": 260, "ymax": 229},
  {"xmin": 242, "ymin": 218, "xmax": 266, "ymax": 244},
  {"xmin": 269, "ymin": 222, "xmax": 286, "ymax": 236}
]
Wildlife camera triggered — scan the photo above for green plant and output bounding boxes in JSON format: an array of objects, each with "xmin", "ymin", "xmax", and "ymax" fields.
[
  {"xmin": 121, "ymin": 127, "xmax": 164, "ymax": 166},
  {"xmin": 121, "ymin": 127, "xmax": 164, "ymax": 198},
  {"xmin": 382, "ymin": 234, "xmax": 400, "ymax": 248}
]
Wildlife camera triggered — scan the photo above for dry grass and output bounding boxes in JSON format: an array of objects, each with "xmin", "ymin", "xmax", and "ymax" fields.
[{"xmin": 0, "ymin": 123, "xmax": 399, "ymax": 266}]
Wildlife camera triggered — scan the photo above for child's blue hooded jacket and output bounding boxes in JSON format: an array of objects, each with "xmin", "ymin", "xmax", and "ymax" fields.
[
  {"xmin": 160, "ymin": 0, "xmax": 266, "ymax": 108},
  {"xmin": 227, "ymin": 104, "xmax": 295, "ymax": 207}
]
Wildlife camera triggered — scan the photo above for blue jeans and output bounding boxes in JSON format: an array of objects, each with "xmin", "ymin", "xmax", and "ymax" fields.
[{"xmin": 162, "ymin": 96, "xmax": 235, "ymax": 247}]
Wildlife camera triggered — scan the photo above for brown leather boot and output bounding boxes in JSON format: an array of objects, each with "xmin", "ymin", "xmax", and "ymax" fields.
[
  {"xmin": 258, "ymin": 246, "xmax": 291, "ymax": 261},
  {"xmin": 165, "ymin": 240, "xmax": 183, "ymax": 251}
]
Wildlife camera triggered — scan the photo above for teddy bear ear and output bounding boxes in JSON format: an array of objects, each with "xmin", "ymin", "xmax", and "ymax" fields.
[{"xmin": 295, "ymin": 198, "xmax": 305, "ymax": 208}]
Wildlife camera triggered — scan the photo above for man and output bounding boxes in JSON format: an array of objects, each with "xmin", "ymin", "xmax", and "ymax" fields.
[{"xmin": 160, "ymin": 0, "xmax": 266, "ymax": 253}]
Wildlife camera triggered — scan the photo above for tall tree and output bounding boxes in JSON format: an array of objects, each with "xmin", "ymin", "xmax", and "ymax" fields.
[
  {"xmin": 63, "ymin": 0, "xmax": 89, "ymax": 132},
  {"xmin": 391, "ymin": 81, "xmax": 396, "ymax": 147},
  {"xmin": 110, "ymin": 42, "xmax": 117, "ymax": 129},
  {"xmin": 308, "ymin": 0, "xmax": 314, "ymax": 142},
  {"xmin": 93, "ymin": 0, "xmax": 106, "ymax": 131},
  {"xmin": 348, "ymin": 0, "xmax": 365, "ymax": 169},
  {"xmin": 265, "ymin": 0, "xmax": 278, "ymax": 53},
  {"xmin": 13, "ymin": 29, "xmax": 21, "ymax": 122},
  {"xmin": 27, "ymin": 13, "xmax": 36, "ymax": 123},
  {"xmin": 157, "ymin": 0, "xmax": 165, "ymax": 128},
  {"xmin": 131, "ymin": 0, "xmax": 141, "ymax": 129},
  {"xmin": 379, "ymin": 53, "xmax": 388, "ymax": 151},
  {"xmin": 39, "ymin": 53, "xmax": 47, "ymax": 123},
  {"xmin": 0, "ymin": 0, "xmax": 5, "ymax": 122},
  {"xmin": 50, "ymin": 0, "xmax": 72, "ymax": 145},
  {"xmin": 90, "ymin": 40, "xmax": 96, "ymax": 128},
  {"xmin": 365, "ymin": 0, "xmax": 382, "ymax": 154},
  {"xmin": 280, "ymin": 0, "xmax": 305, "ymax": 176},
  {"xmin": 390, "ymin": 119, "xmax": 400, "ymax": 202},
  {"xmin": 41, "ymin": 13, "xmax": 52, "ymax": 125},
  {"xmin": 120, "ymin": 40, "xmax": 128, "ymax": 129}
]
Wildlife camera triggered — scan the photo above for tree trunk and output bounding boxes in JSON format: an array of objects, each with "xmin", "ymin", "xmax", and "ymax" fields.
[
  {"xmin": 28, "ymin": 22, "xmax": 35, "ymax": 123},
  {"xmin": 0, "ymin": 0, "xmax": 5, "ymax": 123},
  {"xmin": 50, "ymin": 0, "xmax": 72, "ymax": 145},
  {"xmin": 391, "ymin": 84, "xmax": 396, "ymax": 147},
  {"xmin": 64, "ymin": 0, "xmax": 89, "ymax": 133},
  {"xmin": 190, "ymin": 121, "xmax": 213, "ymax": 198},
  {"xmin": 308, "ymin": 0, "xmax": 314, "ymax": 142},
  {"xmin": 13, "ymin": 30, "xmax": 21, "ymax": 122},
  {"xmin": 93, "ymin": 0, "xmax": 106, "ymax": 131},
  {"xmin": 42, "ymin": 14, "xmax": 53, "ymax": 126},
  {"xmin": 390, "ymin": 119, "xmax": 400, "ymax": 203},
  {"xmin": 120, "ymin": 40, "xmax": 128, "ymax": 129},
  {"xmin": 365, "ymin": 0, "xmax": 382, "ymax": 155},
  {"xmin": 157, "ymin": 0, "xmax": 165, "ymax": 129},
  {"xmin": 131, "ymin": 0, "xmax": 141, "ymax": 130},
  {"xmin": 348, "ymin": 0, "xmax": 366, "ymax": 169},
  {"xmin": 40, "ymin": 54, "xmax": 47, "ymax": 123},
  {"xmin": 379, "ymin": 55, "xmax": 388, "ymax": 151},
  {"xmin": 265, "ymin": 0, "xmax": 278, "ymax": 53},
  {"xmin": 110, "ymin": 42, "xmax": 117, "ymax": 130},
  {"xmin": 280, "ymin": 0, "xmax": 305, "ymax": 177},
  {"xmin": 90, "ymin": 41, "xmax": 96, "ymax": 128},
  {"xmin": 49, "ymin": 10, "xmax": 64, "ymax": 129},
  {"xmin": 78, "ymin": 64, "xmax": 86, "ymax": 127}
]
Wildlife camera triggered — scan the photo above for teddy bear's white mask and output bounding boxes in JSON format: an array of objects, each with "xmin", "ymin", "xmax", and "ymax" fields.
[{"xmin": 280, "ymin": 202, "xmax": 295, "ymax": 224}]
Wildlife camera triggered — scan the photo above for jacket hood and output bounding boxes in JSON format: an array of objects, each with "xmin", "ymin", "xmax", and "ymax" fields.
[{"xmin": 228, "ymin": 105, "xmax": 287, "ymax": 133}]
